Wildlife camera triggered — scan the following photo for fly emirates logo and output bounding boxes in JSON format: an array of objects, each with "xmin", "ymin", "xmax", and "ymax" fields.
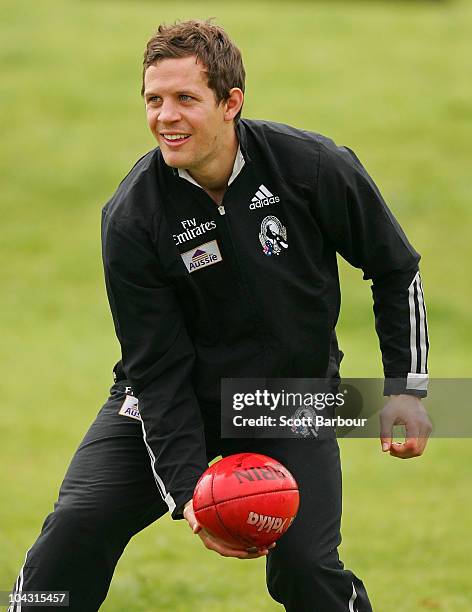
[{"xmin": 173, "ymin": 217, "xmax": 217, "ymax": 246}]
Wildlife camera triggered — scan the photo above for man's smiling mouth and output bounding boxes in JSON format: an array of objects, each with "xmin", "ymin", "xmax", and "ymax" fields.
[{"xmin": 161, "ymin": 133, "xmax": 191, "ymax": 144}]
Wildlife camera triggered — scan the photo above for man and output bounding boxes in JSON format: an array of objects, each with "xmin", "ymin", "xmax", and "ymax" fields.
[{"xmin": 9, "ymin": 19, "xmax": 432, "ymax": 611}]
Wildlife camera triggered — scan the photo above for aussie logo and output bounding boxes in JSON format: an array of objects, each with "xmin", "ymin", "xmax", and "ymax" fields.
[
  {"xmin": 233, "ymin": 465, "xmax": 288, "ymax": 484},
  {"xmin": 118, "ymin": 395, "xmax": 141, "ymax": 421},
  {"xmin": 181, "ymin": 240, "xmax": 223, "ymax": 273},
  {"xmin": 173, "ymin": 217, "xmax": 217, "ymax": 246},
  {"xmin": 246, "ymin": 512, "xmax": 295, "ymax": 533},
  {"xmin": 249, "ymin": 184, "xmax": 280, "ymax": 210},
  {"xmin": 259, "ymin": 215, "xmax": 288, "ymax": 256}
]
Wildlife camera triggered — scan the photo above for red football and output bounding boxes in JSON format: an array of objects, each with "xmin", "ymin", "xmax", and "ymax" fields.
[{"xmin": 193, "ymin": 453, "xmax": 299, "ymax": 549}]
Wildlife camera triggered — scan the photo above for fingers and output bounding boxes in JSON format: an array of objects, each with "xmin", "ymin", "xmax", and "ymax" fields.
[
  {"xmin": 388, "ymin": 418, "xmax": 419, "ymax": 458},
  {"xmin": 390, "ymin": 420, "xmax": 420, "ymax": 458},
  {"xmin": 389, "ymin": 415, "xmax": 433, "ymax": 458},
  {"xmin": 379, "ymin": 395, "xmax": 433, "ymax": 459},
  {"xmin": 184, "ymin": 499, "xmax": 274, "ymax": 559},
  {"xmin": 416, "ymin": 423, "xmax": 433, "ymax": 455},
  {"xmin": 388, "ymin": 432, "xmax": 430, "ymax": 458},
  {"xmin": 404, "ymin": 420, "xmax": 433, "ymax": 457},
  {"xmin": 388, "ymin": 437, "xmax": 420, "ymax": 458},
  {"xmin": 198, "ymin": 529, "xmax": 271, "ymax": 559},
  {"xmin": 183, "ymin": 500, "xmax": 202, "ymax": 534},
  {"xmin": 379, "ymin": 410, "xmax": 394, "ymax": 453}
]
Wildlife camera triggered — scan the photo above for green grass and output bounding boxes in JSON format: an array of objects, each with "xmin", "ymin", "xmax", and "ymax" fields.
[{"xmin": 1, "ymin": 1, "xmax": 471, "ymax": 610}]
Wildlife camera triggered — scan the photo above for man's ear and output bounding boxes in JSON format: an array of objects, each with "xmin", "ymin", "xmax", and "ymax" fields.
[{"xmin": 224, "ymin": 88, "xmax": 244, "ymax": 122}]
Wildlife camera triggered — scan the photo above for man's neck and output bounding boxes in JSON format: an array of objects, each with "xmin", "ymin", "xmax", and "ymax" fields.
[{"xmin": 186, "ymin": 129, "xmax": 239, "ymax": 201}]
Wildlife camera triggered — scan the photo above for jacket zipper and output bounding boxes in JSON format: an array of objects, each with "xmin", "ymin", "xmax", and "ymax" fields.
[{"xmin": 215, "ymin": 198, "xmax": 268, "ymax": 361}]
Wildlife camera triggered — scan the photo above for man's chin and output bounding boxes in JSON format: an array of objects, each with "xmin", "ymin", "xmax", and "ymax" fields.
[{"xmin": 160, "ymin": 149, "xmax": 188, "ymax": 170}]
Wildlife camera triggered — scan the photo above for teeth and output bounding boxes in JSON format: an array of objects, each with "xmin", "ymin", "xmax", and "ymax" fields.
[{"xmin": 164, "ymin": 134, "xmax": 189, "ymax": 140}]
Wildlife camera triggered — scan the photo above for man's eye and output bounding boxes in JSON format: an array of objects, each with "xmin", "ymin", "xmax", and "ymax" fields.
[
  {"xmin": 179, "ymin": 95, "xmax": 193, "ymax": 102},
  {"xmin": 147, "ymin": 96, "xmax": 160, "ymax": 103}
]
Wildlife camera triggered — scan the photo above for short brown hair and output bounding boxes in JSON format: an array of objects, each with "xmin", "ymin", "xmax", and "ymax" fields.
[{"xmin": 142, "ymin": 19, "xmax": 245, "ymax": 122}]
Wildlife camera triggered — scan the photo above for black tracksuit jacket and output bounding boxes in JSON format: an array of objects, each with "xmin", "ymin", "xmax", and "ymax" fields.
[{"xmin": 101, "ymin": 119, "xmax": 429, "ymax": 517}]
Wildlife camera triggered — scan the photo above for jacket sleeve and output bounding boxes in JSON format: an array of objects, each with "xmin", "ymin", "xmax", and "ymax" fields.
[
  {"xmin": 101, "ymin": 210, "xmax": 208, "ymax": 518},
  {"xmin": 314, "ymin": 139, "xmax": 429, "ymax": 396}
]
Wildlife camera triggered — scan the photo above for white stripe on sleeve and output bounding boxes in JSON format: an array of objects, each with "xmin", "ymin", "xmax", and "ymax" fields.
[
  {"xmin": 407, "ymin": 272, "xmax": 429, "ymax": 385},
  {"xmin": 140, "ymin": 416, "xmax": 176, "ymax": 514}
]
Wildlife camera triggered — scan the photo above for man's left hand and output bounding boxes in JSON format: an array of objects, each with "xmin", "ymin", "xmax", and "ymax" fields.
[
  {"xmin": 379, "ymin": 394, "xmax": 432, "ymax": 458},
  {"xmin": 183, "ymin": 499, "xmax": 272, "ymax": 559}
]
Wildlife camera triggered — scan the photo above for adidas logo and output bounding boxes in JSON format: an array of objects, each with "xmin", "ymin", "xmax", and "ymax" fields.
[{"xmin": 249, "ymin": 184, "xmax": 280, "ymax": 210}]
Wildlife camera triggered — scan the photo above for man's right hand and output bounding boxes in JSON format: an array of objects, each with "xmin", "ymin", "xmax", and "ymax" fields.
[{"xmin": 183, "ymin": 500, "xmax": 273, "ymax": 559}]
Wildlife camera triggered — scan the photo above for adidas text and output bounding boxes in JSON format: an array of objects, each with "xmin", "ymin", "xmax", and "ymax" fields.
[{"xmin": 250, "ymin": 195, "xmax": 280, "ymax": 210}]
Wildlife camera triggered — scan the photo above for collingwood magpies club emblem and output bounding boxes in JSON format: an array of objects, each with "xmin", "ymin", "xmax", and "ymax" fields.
[{"xmin": 259, "ymin": 216, "xmax": 288, "ymax": 256}]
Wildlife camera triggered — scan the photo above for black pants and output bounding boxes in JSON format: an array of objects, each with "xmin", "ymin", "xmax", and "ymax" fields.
[{"xmin": 9, "ymin": 382, "xmax": 372, "ymax": 611}]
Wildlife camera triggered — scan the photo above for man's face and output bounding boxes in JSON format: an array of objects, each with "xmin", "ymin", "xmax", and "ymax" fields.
[{"xmin": 144, "ymin": 56, "xmax": 229, "ymax": 173}]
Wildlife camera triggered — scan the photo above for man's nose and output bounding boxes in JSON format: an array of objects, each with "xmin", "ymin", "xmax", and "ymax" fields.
[{"xmin": 157, "ymin": 100, "xmax": 181, "ymax": 123}]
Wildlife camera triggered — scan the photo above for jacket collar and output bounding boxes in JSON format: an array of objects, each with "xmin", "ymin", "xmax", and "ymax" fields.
[{"xmin": 177, "ymin": 144, "xmax": 245, "ymax": 189}]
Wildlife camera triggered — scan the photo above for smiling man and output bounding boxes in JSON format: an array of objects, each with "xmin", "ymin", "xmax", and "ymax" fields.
[{"xmin": 9, "ymin": 19, "xmax": 431, "ymax": 612}]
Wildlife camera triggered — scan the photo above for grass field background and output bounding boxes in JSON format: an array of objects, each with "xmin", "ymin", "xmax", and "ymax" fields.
[{"xmin": 1, "ymin": 1, "xmax": 471, "ymax": 610}]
